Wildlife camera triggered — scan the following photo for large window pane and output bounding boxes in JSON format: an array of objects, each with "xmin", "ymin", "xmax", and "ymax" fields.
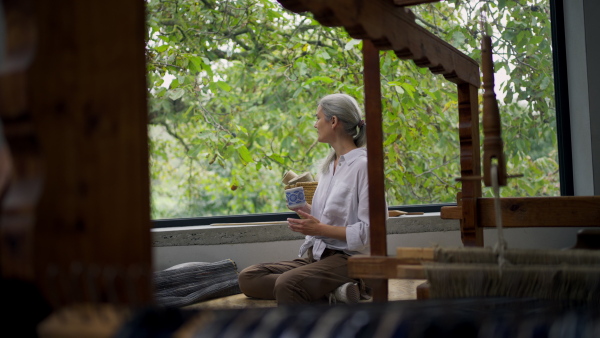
[{"xmin": 146, "ymin": 0, "xmax": 558, "ymax": 219}]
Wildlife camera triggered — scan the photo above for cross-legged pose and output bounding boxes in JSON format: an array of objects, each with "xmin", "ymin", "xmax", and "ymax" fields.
[{"xmin": 238, "ymin": 93, "xmax": 383, "ymax": 305}]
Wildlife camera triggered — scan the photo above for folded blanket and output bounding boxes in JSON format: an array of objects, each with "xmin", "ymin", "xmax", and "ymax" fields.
[{"xmin": 154, "ymin": 259, "xmax": 241, "ymax": 307}]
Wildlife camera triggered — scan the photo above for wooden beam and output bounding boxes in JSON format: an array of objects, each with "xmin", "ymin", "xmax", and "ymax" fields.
[
  {"xmin": 478, "ymin": 196, "xmax": 600, "ymax": 228},
  {"xmin": 277, "ymin": 0, "xmax": 479, "ymax": 86}
]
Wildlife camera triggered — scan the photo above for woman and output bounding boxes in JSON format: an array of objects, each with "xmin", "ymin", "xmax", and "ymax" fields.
[{"xmin": 238, "ymin": 93, "xmax": 375, "ymax": 305}]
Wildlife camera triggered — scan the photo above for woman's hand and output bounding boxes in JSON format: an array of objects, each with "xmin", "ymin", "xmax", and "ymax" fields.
[
  {"xmin": 288, "ymin": 210, "xmax": 348, "ymax": 240},
  {"xmin": 287, "ymin": 210, "xmax": 322, "ymax": 236}
]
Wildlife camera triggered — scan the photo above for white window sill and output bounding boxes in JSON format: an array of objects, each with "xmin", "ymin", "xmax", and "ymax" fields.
[{"xmin": 151, "ymin": 212, "xmax": 459, "ymax": 247}]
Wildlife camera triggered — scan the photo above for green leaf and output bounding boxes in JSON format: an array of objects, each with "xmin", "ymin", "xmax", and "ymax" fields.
[
  {"xmin": 498, "ymin": 0, "xmax": 506, "ymax": 10},
  {"xmin": 305, "ymin": 76, "xmax": 335, "ymax": 85},
  {"xmin": 237, "ymin": 145, "xmax": 253, "ymax": 164},
  {"xmin": 155, "ymin": 44, "xmax": 169, "ymax": 52},
  {"xmin": 268, "ymin": 154, "xmax": 285, "ymax": 164},
  {"xmin": 188, "ymin": 56, "xmax": 203, "ymax": 73},
  {"xmin": 540, "ymin": 76, "xmax": 551, "ymax": 90},
  {"xmin": 216, "ymin": 81, "xmax": 232, "ymax": 92},
  {"xmin": 318, "ymin": 50, "xmax": 331, "ymax": 60},
  {"xmin": 383, "ymin": 134, "xmax": 397, "ymax": 146},
  {"xmin": 451, "ymin": 31, "xmax": 466, "ymax": 44},
  {"xmin": 167, "ymin": 88, "xmax": 185, "ymax": 100},
  {"xmin": 401, "ymin": 83, "xmax": 415, "ymax": 99},
  {"xmin": 187, "ymin": 144, "xmax": 202, "ymax": 158},
  {"xmin": 529, "ymin": 35, "xmax": 544, "ymax": 46},
  {"xmin": 344, "ymin": 39, "xmax": 361, "ymax": 51}
]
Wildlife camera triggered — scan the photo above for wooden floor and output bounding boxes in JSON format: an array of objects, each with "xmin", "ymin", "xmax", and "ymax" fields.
[{"xmin": 185, "ymin": 279, "xmax": 425, "ymax": 310}]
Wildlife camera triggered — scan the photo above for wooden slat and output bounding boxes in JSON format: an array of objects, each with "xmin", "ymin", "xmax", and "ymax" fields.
[
  {"xmin": 364, "ymin": 40, "xmax": 387, "ymax": 258},
  {"xmin": 348, "ymin": 255, "xmax": 414, "ymax": 279},
  {"xmin": 397, "ymin": 265, "xmax": 427, "ymax": 279},
  {"xmin": 396, "ymin": 247, "xmax": 434, "ymax": 260},
  {"xmin": 440, "ymin": 206, "xmax": 462, "ymax": 219},
  {"xmin": 457, "ymin": 83, "xmax": 483, "ymax": 246},
  {"xmin": 478, "ymin": 196, "xmax": 600, "ymax": 228},
  {"xmin": 277, "ymin": 0, "xmax": 479, "ymax": 86},
  {"xmin": 363, "ymin": 39, "xmax": 388, "ymax": 302}
]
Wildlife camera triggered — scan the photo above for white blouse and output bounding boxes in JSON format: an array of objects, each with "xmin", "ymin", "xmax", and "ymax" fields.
[{"xmin": 298, "ymin": 147, "xmax": 375, "ymax": 261}]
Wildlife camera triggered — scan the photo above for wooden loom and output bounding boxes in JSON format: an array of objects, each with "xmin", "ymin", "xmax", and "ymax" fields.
[
  {"xmin": 278, "ymin": 0, "xmax": 480, "ymax": 301},
  {"xmin": 389, "ymin": 35, "xmax": 600, "ymax": 302},
  {"xmin": 278, "ymin": 0, "xmax": 600, "ymax": 302},
  {"xmin": 0, "ymin": 1, "xmax": 152, "ymax": 335}
]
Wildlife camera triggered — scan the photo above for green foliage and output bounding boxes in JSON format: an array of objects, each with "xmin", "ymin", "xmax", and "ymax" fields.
[{"xmin": 146, "ymin": 0, "xmax": 558, "ymax": 219}]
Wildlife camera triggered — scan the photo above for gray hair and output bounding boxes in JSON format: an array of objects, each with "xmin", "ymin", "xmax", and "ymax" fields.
[{"xmin": 318, "ymin": 93, "xmax": 366, "ymax": 174}]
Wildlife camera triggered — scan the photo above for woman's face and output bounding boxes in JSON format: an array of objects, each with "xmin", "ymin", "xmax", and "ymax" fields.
[{"xmin": 314, "ymin": 106, "xmax": 333, "ymax": 144}]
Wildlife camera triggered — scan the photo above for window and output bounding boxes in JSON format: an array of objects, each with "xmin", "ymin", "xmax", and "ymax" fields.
[{"xmin": 146, "ymin": 0, "xmax": 563, "ymax": 226}]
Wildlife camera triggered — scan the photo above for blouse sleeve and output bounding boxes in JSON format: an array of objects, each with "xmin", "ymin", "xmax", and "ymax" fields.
[{"xmin": 344, "ymin": 162, "xmax": 371, "ymax": 252}]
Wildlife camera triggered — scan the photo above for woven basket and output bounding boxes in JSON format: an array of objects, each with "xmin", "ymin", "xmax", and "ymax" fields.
[{"xmin": 285, "ymin": 181, "xmax": 318, "ymax": 205}]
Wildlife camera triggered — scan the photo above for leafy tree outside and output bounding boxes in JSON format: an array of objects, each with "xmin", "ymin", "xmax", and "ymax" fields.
[{"xmin": 146, "ymin": 0, "xmax": 558, "ymax": 219}]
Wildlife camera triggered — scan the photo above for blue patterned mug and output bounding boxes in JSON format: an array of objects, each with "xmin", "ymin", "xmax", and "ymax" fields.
[{"xmin": 285, "ymin": 187, "xmax": 306, "ymax": 209}]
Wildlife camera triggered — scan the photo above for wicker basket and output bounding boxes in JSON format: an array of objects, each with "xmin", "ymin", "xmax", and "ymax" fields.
[{"xmin": 285, "ymin": 181, "xmax": 318, "ymax": 205}]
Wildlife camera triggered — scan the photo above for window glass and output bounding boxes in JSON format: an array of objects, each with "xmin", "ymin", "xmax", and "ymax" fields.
[{"xmin": 146, "ymin": 0, "xmax": 557, "ymax": 219}]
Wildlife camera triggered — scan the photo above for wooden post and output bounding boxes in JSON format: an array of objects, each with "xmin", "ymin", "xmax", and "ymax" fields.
[
  {"xmin": 363, "ymin": 39, "xmax": 388, "ymax": 301},
  {"xmin": 481, "ymin": 35, "xmax": 506, "ymax": 187},
  {"xmin": 26, "ymin": 0, "xmax": 152, "ymax": 307}
]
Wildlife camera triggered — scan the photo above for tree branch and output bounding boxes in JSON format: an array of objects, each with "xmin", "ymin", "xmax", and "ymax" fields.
[{"xmin": 159, "ymin": 121, "xmax": 191, "ymax": 154}]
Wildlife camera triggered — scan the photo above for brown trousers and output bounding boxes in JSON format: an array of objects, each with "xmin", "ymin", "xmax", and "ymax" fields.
[{"xmin": 237, "ymin": 248, "xmax": 358, "ymax": 305}]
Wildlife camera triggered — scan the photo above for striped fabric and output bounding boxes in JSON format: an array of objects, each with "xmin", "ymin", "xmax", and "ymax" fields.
[{"xmin": 154, "ymin": 259, "xmax": 241, "ymax": 308}]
